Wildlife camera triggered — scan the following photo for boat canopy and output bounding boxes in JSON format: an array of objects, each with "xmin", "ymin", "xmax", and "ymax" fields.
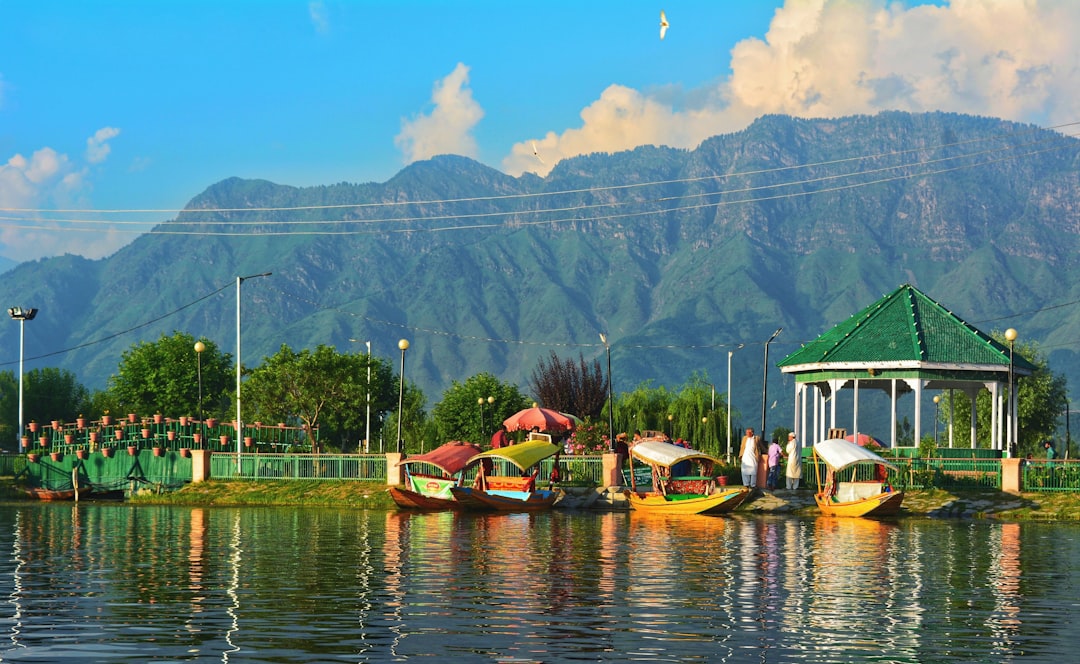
[
  {"xmin": 630, "ymin": 440, "xmax": 722, "ymax": 469},
  {"xmin": 813, "ymin": 438, "xmax": 897, "ymax": 472},
  {"xmin": 397, "ymin": 441, "xmax": 483, "ymax": 475},
  {"xmin": 468, "ymin": 439, "xmax": 561, "ymax": 471}
]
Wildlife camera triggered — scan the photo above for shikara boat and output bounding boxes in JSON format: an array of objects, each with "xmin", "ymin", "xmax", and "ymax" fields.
[
  {"xmin": 812, "ymin": 438, "xmax": 904, "ymax": 517},
  {"xmin": 389, "ymin": 441, "xmax": 484, "ymax": 510},
  {"xmin": 20, "ymin": 485, "xmax": 93, "ymax": 501},
  {"xmin": 449, "ymin": 439, "xmax": 562, "ymax": 512},
  {"xmin": 624, "ymin": 439, "xmax": 749, "ymax": 515}
]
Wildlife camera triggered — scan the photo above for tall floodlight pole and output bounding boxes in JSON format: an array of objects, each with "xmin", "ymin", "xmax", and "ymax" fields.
[
  {"xmin": 600, "ymin": 333, "xmax": 614, "ymax": 450},
  {"xmin": 365, "ymin": 341, "xmax": 372, "ymax": 454},
  {"xmin": 397, "ymin": 339, "xmax": 409, "ymax": 454},
  {"xmin": 237, "ymin": 273, "xmax": 272, "ymax": 470},
  {"xmin": 760, "ymin": 328, "xmax": 783, "ymax": 441},
  {"xmin": 726, "ymin": 344, "xmax": 743, "ymax": 461},
  {"xmin": 8, "ymin": 307, "xmax": 37, "ymax": 451},
  {"xmin": 1005, "ymin": 328, "xmax": 1017, "ymax": 458}
]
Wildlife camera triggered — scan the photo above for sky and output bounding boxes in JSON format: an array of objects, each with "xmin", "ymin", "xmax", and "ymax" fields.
[{"xmin": 2, "ymin": 0, "xmax": 1080, "ymax": 262}]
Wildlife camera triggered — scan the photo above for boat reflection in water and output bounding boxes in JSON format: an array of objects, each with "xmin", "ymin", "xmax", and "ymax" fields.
[{"xmin": 1, "ymin": 504, "xmax": 1075, "ymax": 662}]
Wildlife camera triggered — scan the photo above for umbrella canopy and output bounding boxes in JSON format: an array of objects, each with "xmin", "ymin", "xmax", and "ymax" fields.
[
  {"xmin": 630, "ymin": 439, "xmax": 722, "ymax": 469},
  {"xmin": 813, "ymin": 438, "xmax": 897, "ymax": 473},
  {"xmin": 468, "ymin": 439, "xmax": 561, "ymax": 472},
  {"xmin": 844, "ymin": 433, "xmax": 889, "ymax": 448},
  {"xmin": 503, "ymin": 406, "xmax": 576, "ymax": 433},
  {"xmin": 396, "ymin": 441, "xmax": 483, "ymax": 475}
]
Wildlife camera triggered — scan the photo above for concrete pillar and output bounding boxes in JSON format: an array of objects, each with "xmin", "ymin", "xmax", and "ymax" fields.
[
  {"xmin": 602, "ymin": 452, "xmax": 620, "ymax": 487},
  {"xmin": 191, "ymin": 449, "xmax": 210, "ymax": 483},
  {"xmin": 386, "ymin": 453, "xmax": 404, "ymax": 486},
  {"xmin": 1001, "ymin": 458, "xmax": 1022, "ymax": 494}
]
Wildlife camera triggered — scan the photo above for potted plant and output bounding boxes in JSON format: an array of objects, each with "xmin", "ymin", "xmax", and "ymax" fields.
[
  {"xmin": 76, "ymin": 415, "xmax": 87, "ymax": 429},
  {"xmin": 167, "ymin": 430, "xmax": 177, "ymax": 442},
  {"xmin": 206, "ymin": 417, "xmax": 217, "ymax": 428},
  {"xmin": 220, "ymin": 434, "xmax": 230, "ymax": 448},
  {"xmin": 89, "ymin": 431, "xmax": 100, "ymax": 444},
  {"xmin": 179, "ymin": 416, "xmax": 189, "ymax": 426},
  {"xmin": 127, "ymin": 413, "xmax": 137, "ymax": 423},
  {"xmin": 153, "ymin": 446, "xmax": 165, "ymax": 457},
  {"xmin": 193, "ymin": 432, "xmax": 203, "ymax": 446},
  {"xmin": 50, "ymin": 451, "xmax": 63, "ymax": 462},
  {"xmin": 64, "ymin": 433, "xmax": 75, "ymax": 445},
  {"xmin": 39, "ymin": 435, "xmax": 48, "ymax": 448},
  {"xmin": 244, "ymin": 436, "xmax": 253, "ymax": 448},
  {"xmin": 115, "ymin": 428, "xmax": 124, "ymax": 441},
  {"xmin": 127, "ymin": 445, "xmax": 139, "ymax": 456},
  {"xmin": 153, "ymin": 412, "xmax": 163, "ymax": 424},
  {"xmin": 76, "ymin": 448, "xmax": 89, "ymax": 460},
  {"xmin": 101, "ymin": 446, "xmax": 114, "ymax": 458},
  {"xmin": 101, "ymin": 411, "xmax": 112, "ymax": 426},
  {"xmin": 141, "ymin": 427, "xmax": 151, "ymax": 439},
  {"xmin": 20, "ymin": 435, "xmax": 29, "ymax": 450},
  {"xmin": 180, "ymin": 448, "xmax": 191, "ymax": 458},
  {"xmin": 27, "ymin": 452, "xmax": 41, "ymax": 463},
  {"xmin": 28, "ymin": 420, "xmax": 38, "ymax": 433}
]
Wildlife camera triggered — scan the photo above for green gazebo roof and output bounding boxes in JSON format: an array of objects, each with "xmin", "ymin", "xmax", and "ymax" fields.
[{"xmin": 778, "ymin": 284, "xmax": 1035, "ymax": 373}]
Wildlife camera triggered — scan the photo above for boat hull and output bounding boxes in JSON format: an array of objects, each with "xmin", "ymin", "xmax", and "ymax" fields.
[
  {"xmin": 815, "ymin": 490, "xmax": 904, "ymax": 517},
  {"xmin": 20, "ymin": 486, "xmax": 93, "ymax": 501},
  {"xmin": 450, "ymin": 486, "xmax": 559, "ymax": 512},
  {"xmin": 626, "ymin": 487, "xmax": 750, "ymax": 515},
  {"xmin": 389, "ymin": 486, "xmax": 462, "ymax": 511}
]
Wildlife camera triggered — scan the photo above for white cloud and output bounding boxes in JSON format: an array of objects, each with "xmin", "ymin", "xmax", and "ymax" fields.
[
  {"xmin": 396, "ymin": 63, "xmax": 485, "ymax": 164},
  {"xmin": 309, "ymin": 1, "xmax": 329, "ymax": 34},
  {"xmin": 85, "ymin": 126, "xmax": 120, "ymax": 164},
  {"xmin": 504, "ymin": 0, "xmax": 1080, "ymax": 176}
]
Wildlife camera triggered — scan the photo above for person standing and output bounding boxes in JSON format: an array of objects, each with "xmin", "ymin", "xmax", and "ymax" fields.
[
  {"xmin": 739, "ymin": 428, "xmax": 759, "ymax": 488},
  {"xmin": 490, "ymin": 424, "xmax": 509, "ymax": 449},
  {"xmin": 785, "ymin": 431, "xmax": 802, "ymax": 490},
  {"xmin": 614, "ymin": 433, "xmax": 630, "ymax": 486},
  {"xmin": 766, "ymin": 437, "xmax": 783, "ymax": 490}
]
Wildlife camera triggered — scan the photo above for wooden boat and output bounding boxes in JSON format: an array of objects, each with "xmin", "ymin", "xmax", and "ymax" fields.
[
  {"xmin": 624, "ymin": 439, "xmax": 749, "ymax": 515},
  {"xmin": 389, "ymin": 441, "xmax": 484, "ymax": 510},
  {"xmin": 812, "ymin": 438, "xmax": 904, "ymax": 517},
  {"xmin": 20, "ymin": 485, "xmax": 93, "ymax": 501},
  {"xmin": 449, "ymin": 439, "xmax": 562, "ymax": 512}
]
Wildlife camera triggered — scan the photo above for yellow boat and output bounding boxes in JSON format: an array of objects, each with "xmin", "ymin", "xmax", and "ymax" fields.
[
  {"xmin": 624, "ymin": 439, "xmax": 749, "ymax": 515},
  {"xmin": 812, "ymin": 438, "xmax": 904, "ymax": 517}
]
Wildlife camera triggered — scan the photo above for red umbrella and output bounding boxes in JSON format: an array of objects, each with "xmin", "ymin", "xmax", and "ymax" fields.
[
  {"xmin": 503, "ymin": 406, "xmax": 576, "ymax": 433},
  {"xmin": 845, "ymin": 433, "xmax": 888, "ymax": 448}
]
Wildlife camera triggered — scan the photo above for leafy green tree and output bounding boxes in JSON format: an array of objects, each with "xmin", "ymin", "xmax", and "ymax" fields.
[
  {"xmin": 108, "ymin": 331, "xmax": 233, "ymax": 418},
  {"xmin": 0, "ymin": 368, "xmax": 92, "ymax": 447},
  {"xmin": 431, "ymin": 373, "xmax": 530, "ymax": 445},
  {"xmin": 938, "ymin": 336, "xmax": 1067, "ymax": 457},
  {"xmin": 613, "ymin": 373, "xmax": 732, "ymax": 457},
  {"xmin": 382, "ymin": 382, "xmax": 429, "ymax": 455}
]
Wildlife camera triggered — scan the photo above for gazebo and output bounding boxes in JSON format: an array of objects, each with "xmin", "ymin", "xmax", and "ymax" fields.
[{"xmin": 777, "ymin": 284, "xmax": 1035, "ymax": 456}]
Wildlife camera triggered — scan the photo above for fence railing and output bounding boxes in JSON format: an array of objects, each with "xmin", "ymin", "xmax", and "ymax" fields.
[
  {"xmin": 1022, "ymin": 459, "xmax": 1080, "ymax": 492},
  {"xmin": 806, "ymin": 457, "xmax": 1003, "ymax": 491},
  {"xmin": 210, "ymin": 453, "xmax": 387, "ymax": 481}
]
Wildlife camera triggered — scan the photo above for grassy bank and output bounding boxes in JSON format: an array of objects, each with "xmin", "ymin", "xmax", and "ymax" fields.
[{"xmin": 126, "ymin": 480, "xmax": 398, "ymax": 509}]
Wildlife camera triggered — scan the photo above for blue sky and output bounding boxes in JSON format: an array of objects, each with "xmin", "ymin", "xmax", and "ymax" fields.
[{"xmin": 2, "ymin": 0, "xmax": 1078, "ymax": 262}]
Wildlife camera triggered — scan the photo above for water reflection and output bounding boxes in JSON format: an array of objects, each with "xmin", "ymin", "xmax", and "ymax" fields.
[{"xmin": 0, "ymin": 504, "xmax": 1078, "ymax": 661}]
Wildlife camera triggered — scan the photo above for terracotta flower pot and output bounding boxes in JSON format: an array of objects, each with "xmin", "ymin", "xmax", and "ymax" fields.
[
  {"xmin": 76, "ymin": 449, "xmax": 88, "ymax": 460},
  {"xmin": 64, "ymin": 434, "xmax": 75, "ymax": 445},
  {"xmin": 244, "ymin": 436, "xmax": 253, "ymax": 448},
  {"xmin": 179, "ymin": 416, "xmax": 189, "ymax": 426},
  {"xmin": 153, "ymin": 447, "xmax": 164, "ymax": 457},
  {"xmin": 39, "ymin": 436, "xmax": 48, "ymax": 448},
  {"xmin": 101, "ymin": 415, "xmax": 112, "ymax": 426},
  {"xmin": 141, "ymin": 428, "xmax": 151, "ymax": 439},
  {"xmin": 115, "ymin": 429, "xmax": 124, "ymax": 441},
  {"xmin": 220, "ymin": 435, "xmax": 230, "ymax": 447},
  {"xmin": 20, "ymin": 436, "xmax": 29, "ymax": 449},
  {"xmin": 50, "ymin": 452, "xmax": 63, "ymax": 462},
  {"xmin": 89, "ymin": 432, "xmax": 100, "ymax": 443},
  {"xmin": 154, "ymin": 414, "xmax": 163, "ymax": 424},
  {"xmin": 127, "ymin": 446, "xmax": 138, "ymax": 456},
  {"xmin": 28, "ymin": 422, "xmax": 38, "ymax": 433},
  {"xmin": 101, "ymin": 447, "xmax": 114, "ymax": 458},
  {"xmin": 76, "ymin": 418, "xmax": 86, "ymax": 429},
  {"xmin": 180, "ymin": 448, "xmax": 191, "ymax": 458},
  {"xmin": 27, "ymin": 453, "xmax": 40, "ymax": 463},
  {"xmin": 128, "ymin": 413, "xmax": 137, "ymax": 423},
  {"xmin": 206, "ymin": 418, "xmax": 217, "ymax": 428},
  {"xmin": 167, "ymin": 430, "xmax": 177, "ymax": 441},
  {"xmin": 193, "ymin": 433, "xmax": 203, "ymax": 445}
]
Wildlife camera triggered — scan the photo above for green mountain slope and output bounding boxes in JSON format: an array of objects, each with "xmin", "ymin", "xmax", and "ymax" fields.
[{"xmin": 1, "ymin": 111, "xmax": 1077, "ymax": 430}]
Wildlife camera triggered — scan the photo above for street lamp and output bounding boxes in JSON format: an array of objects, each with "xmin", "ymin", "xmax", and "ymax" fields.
[
  {"xmin": 8, "ymin": 307, "xmax": 37, "ymax": 450},
  {"xmin": 599, "ymin": 333, "xmax": 615, "ymax": 450},
  {"xmin": 365, "ymin": 341, "xmax": 372, "ymax": 453},
  {"xmin": 237, "ymin": 272, "xmax": 271, "ymax": 469},
  {"xmin": 194, "ymin": 341, "xmax": 206, "ymax": 425},
  {"xmin": 1005, "ymin": 327, "xmax": 1018, "ymax": 457},
  {"xmin": 396, "ymin": 339, "xmax": 409, "ymax": 454},
  {"xmin": 761, "ymin": 328, "xmax": 783, "ymax": 442},
  {"xmin": 478, "ymin": 397, "xmax": 485, "ymax": 436},
  {"xmin": 487, "ymin": 396, "xmax": 495, "ymax": 435},
  {"xmin": 667, "ymin": 414, "xmax": 673, "ymax": 438},
  {"xmin": 933, "ymin": 395, "xmax": 940, "ymax": 444},
  {"xmin": 727, "ymin": 344, "xmax": 744, "ymax": 461}
]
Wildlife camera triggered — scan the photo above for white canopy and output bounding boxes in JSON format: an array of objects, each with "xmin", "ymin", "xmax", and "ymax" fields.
[
  {"xmin": 630, "ymin": 440, "xmax": 721, "ymax": 469},
  {"xmin": 813, "ymin": 438, "xmax": 897, "ymax": 472}
]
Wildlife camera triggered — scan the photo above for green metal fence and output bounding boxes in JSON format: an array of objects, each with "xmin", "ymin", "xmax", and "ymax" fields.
[
  {"xmin": 1022, "ymin": 459, "xmax": 1080, "ymax": 492},
  {"xmin": 209, "ymin": 453, "xmax": 387, "ymax": 481},
  {"xmin": 805, "ymin": 456, "xmax": 1003, "ymax": 491},
  {"xmin": 17, "ymin": 449, "xmax": 192, "ymax": 493}
]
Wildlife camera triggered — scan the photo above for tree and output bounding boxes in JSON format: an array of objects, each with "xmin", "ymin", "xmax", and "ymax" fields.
[
  {"xmin": 529, "ymin": 351, "xmax": 607, "ymax": 418},
  {"xmin": 0, "ymin": 367, "xmax": 93, "ymax": 447},
  {"xmin": 108, "ymin": 331, "xmax": 233, "ymax": 418},
  {"xmin": 431, "ymin": 373, "xmax": 530, "ymax": 445},
  {"xmin": 939, "ymin": 336, "xmax": 1067, "ymax": 457}
]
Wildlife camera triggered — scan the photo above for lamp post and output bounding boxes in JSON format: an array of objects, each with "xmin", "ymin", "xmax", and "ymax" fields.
[
  {"xmin": 487, "ymin": 396, "xmax": 495, "ymax": 436},
  {"xmin": 1005, "ymin": 328, "xmax": 1017, "ymax": 457},
  {"xmin": 933, "ymin": 395, "xmax": 940, "ymax": 445},
  {"xmin": 599, "ymin": 333, "xmax": 615, "ymax": 450},
  {"xmin": 365, "ymin": 341, "xmax": 372, "ymax": 453},
  {"xmin": 760, "ymin": 327, "xmax": 783, "ymax": 442},
  {"xmin": 667, "ymin": 414, "xmax": 673, "ymax": 438},
  {"xmin": 396, "ymin": 339, "xmax": 409, "ymax": 454},
  {"xmin": 8, "ymin": 307, "xmax": 37, "ymax": 451},
  {"xmin": 478, "ymin": 397, "xmax": 485, "ymax": 436},
  {"xmin": 194, "ymin": 341, "xmax": 205, "ymax": 425},
  {"xmin": 726, "ymin": 344, "xmax": 744, "ymax": 461},
  {"xmin": 236, "ymin": 272, "xmax": 271, "ymax": 469}
]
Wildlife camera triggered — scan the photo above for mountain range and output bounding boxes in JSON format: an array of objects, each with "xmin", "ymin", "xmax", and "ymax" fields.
[{"xmin": 2, "ymin": 111, "xmax": 1078, "ymax": 430}]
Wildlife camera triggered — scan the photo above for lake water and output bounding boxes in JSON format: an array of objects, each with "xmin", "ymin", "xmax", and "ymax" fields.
[{"xmin": 0, "ymin": 503, "xmax": 1077, "ymax": 663}]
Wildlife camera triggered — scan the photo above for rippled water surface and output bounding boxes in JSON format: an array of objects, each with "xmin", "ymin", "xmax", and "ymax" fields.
[{"xmin": 0, "ymin": 503, "xmax": 1076, "ymax": 662}]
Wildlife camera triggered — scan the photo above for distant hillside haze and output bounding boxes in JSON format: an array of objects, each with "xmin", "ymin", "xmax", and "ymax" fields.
[{"xmin": 1, "ymin": 111, "xmax": 1077, "ymax": 431}]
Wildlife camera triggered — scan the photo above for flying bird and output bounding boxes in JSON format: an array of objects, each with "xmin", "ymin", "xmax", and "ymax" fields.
[
  {"xmin": 659, "ymin": 10, "xmax": 669, "ymax": 40},
  {"xmin": 531, "ymin": 141, "xmax": 545, "ymax": 165}
]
